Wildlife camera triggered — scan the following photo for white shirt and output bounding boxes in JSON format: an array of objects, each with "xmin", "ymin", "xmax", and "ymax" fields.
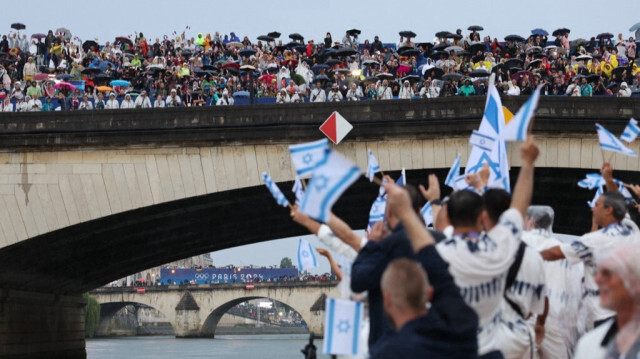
[
  {"xmin": 560, "ymin": 219, "xmax": 640, "ymax": 322},
  {"xmin": 377, "ymin": 86, "xmax": 392, "ymax": 100},
  {"xmin": 134, "ymin": 95, "xmax": 152, "ymax": 108},
  {"xmin": 105, "ymin": 98, "xmax": 119, "ymax": 109},
  {"xmin": 166, "ymin": 95, "xmax": 181, "ymax": 107},
  {"xmin": 154, "ymin": 99, "xmax": 166, "ymax": 108},
  {"xmin": 119, "ymin": 99, "xmax": 135, "ymax": 109},
  {"xmin": 437, "ymin": 208, "xmax": 523, "ymax": 356},
  {"xmin": 276, "ymin": 93, "xmax": 290, "ymax": 103},
  {"xmin": 1, "ymin": 101, "xmax": 14, "ymax": 112},
  {"xmin": 573, "ymin": 319, "xmax": 614, "ymax": 359},
  {"xmin": 26, "ymin": 99, "xmax": 42, "ymax": 111},
  {"xmin": 310, "ymin": 88, "xmax": 326, "ymax": 102},
  {"xmin": 216, "ymin": 96, "xmax": 233, "ymax": 106},
  {"xmin": 78, "ymin": 100, "xmax": 93, "ymax": 110},
  {"xmin": 327, "ymin": 90, "xmax": 343, "ymax": 102},
  {"xmin": 398, "ymin": 85, "xmax": 414, "ymax": 99}
]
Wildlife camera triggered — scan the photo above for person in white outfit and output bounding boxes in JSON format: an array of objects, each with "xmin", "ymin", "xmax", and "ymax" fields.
[
  {"xmin": 216, "ymin": 90, "xmax": 234, "ymax": 105},
  {"xmin": 105, "ymin": 93, "xmax": 120, "ymax": 109},
  {"xmin": 377, "ymin": 79, "xmax": 392, "ymax": 100},
  {"xmin": 25, "ymin": 95, "xmax": 42, "ymax": 112},
  {"xmin": 275, "ymin": 89, "xmax": 290, "ymax": 104},
  {"xmin": 134, "ymin": 90, "xmax": 152, "ymax": 108},
  {"xmin": 327, "ymin": 84, "xmax": 343, "ymax": 102},
  {"xmin": 618, "ymin": 82, "xmax": 632, "ymax": 97},
  {"xmin": 1, "ymin": 96, "xmax": 13, "ymax": 112},
  {"xmin": 310, "ymin": 82, "xmax": 326, "ymax": 102},
  {"xmin": 154, "ymin": 95, "xmax": 166, "ymax": 108},
  {"xmin": 398, "ymin": 80, "xmax": 414, "ymax": 99},
  {"xmin": 78, "ymin": 94, "xmax": 93, "ymax": 110},
  {"xmin": 14, "ymin": 97, "xmax": 28, "ymax": 112},
  {"xmin": 346, "ymin": 82, "xmax": 363, "ymax": 101},
  {"xmin": 119, "ymin": 93, "xmax": 135, "ymax": 109}
]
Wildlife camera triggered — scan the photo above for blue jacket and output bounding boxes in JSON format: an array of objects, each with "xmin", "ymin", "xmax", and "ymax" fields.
[{"xmin": 370, "ymin": 246, "xmax": 479, "ymax": 359}]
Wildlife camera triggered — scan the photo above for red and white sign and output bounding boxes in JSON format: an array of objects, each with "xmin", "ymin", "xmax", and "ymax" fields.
[
  {"xmin": 136, "ymin": 288, "xmax": 146, "ymax": 294},
  {"xmin": 320, "ymin": 111, "xmax": 353, "ymax": 145},
  {"xmin": 245, "ymin": 283, "xmax": 255, "ymax": 290}
]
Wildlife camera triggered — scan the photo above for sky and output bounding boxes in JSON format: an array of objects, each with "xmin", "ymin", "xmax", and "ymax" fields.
[{"xmin": 2, "ymin": 1, "xmax": 639, "ymax": 46}]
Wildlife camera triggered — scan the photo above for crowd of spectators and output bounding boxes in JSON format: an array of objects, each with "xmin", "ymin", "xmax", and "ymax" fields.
[{"xmin": 1, "ymin": 26, "xmax": 640, "ymax": 112}]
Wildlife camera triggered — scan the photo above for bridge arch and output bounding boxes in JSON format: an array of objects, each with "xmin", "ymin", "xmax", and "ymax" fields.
[{"xmin": 96, "ymin": 301, "xmax": 175, "ymax": 337}]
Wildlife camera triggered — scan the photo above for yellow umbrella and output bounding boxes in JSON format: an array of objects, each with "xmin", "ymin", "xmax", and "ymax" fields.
[{"xmin": 96, "ymin": 86, "xmax": 112, "ymax": 92}]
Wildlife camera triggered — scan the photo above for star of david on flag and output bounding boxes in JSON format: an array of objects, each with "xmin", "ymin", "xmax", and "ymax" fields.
[
  {"xmin": 289, "ymin": 139, "xmax": 331, "ymax": 176},
  {"xmin": 323, "ymin": 298, "xmax": 364, "ymax": 355},
  {"xmin": 297, "ymin": 238, "xmax": 318, "ymax": 272}
]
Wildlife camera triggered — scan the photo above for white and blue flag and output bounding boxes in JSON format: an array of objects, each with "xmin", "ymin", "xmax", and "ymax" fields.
[
  {"xmin": 587, "ymin": 186, "xmax": 604, "ymax": 208},
  {"xmin": 261, "ymin": 172, "xmax": 289, "ymax": 207},
  {"xmin": 502, "ymin": 86, "xmax": 542, "ymax": 141},
  {"xmin": 297, "ymin": 238, "xmax": 318, "ymax": 272},
  {"xmin": 289, "ymin": 139, "xmax": 331, "ymax": 176},
  {"xmin": 596, "ymin": 123, "xmax": 637, "ymax": 157},
  {"xmin": 469, "ymin": 130, "xmax": 496, "ymax": 152},
  {"xmin": 445, "ymin": 154, "xmax": 462, "ymax": 188},
  {"xmin": 421, "ymin": 202, "xmax": 433, "ymax": 227},
  {"xmin": 366, "ymin": 150, "xmax": 381, "ymax": 182},
  {"xmin": 299, "ymin": 148, "xmax": 361, "ymax": 223},
  {"xmin": 620, "ymin": 118, "xmax": 640, "ymax": 143},
  {"xmin": 465, "ymin": 83, "xmax": 510, "ymax": 192},
  {"xmin": 292, "ymin": 176, "xmax": 305, "ymax": 204},
  {"xmin": 323, "ymin": 298, "xmax": 364, "ymax": 356},
  {"xmin": 368, "ymin": 195, "xmax": 387, "ymax": 230},
  {"xmin": 396, "ymin": 168, "xmax": 406, "ymax": 186},
  {"xmin": 577, "ymin": 173, "xmax": 605, "ymax": 189}
]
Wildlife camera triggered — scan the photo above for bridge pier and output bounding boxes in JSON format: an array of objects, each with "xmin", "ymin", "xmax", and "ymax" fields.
[
  {"xmin": 0, "ymin": 289, "xmax": 86, "ymax": 359},
  {"xmin": 173, "ymin": 291, "xmax": 201, "ymax": 338}
]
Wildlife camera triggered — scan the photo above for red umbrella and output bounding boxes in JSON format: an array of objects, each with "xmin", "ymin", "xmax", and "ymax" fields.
[
  {"xmin": 258, "ymin": 74, "xmax": 275, "ymax": 83},
  {"xmin": 396, "ymin": 64, "xmax": 411, "ymax": 76},
  {"xmin": 221, "ymin": 62, "xmax": 240, "ymax": 70},
  {"xmin": 34, "ymin": 73, "xmax": 49, "ymax": 81},
  {"xmin": 54, "ymin": 82, "xmax": 76, "ymax": 91}
]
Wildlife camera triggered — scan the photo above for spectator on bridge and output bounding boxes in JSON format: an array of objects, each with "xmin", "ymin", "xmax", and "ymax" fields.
[
  {"xmin": 26, "ymin": 94, "xmax": 42, "ymax": 111},
  {"xmin": 216, "ymin": 89, "xmax": 234, "ymax": 105},
  {"xmin": 1, "ymin": 94, "xmax": 13, "ymax": 112},
  {"xmin": 120, "ymin": 93, "xmax": 135, "ymax": 109},
  {"xmin": 14, "ymin": 96, "xmax": 27, "ymax": 112},
  {"xmin": 134, "ymin": 90, "xmax": 152, "ymax": 108},
  {"xmin": 166, "ymin": 89, "xmax": 181, "ymax": 107},
  {"xmin": 398, "ymin": 80, "xmax": 414, "ymax": 99},
  {"xmin": 78, "ymin": 94, "xmax": 93, "ymax": 110},
  {"xmin": 105, "ymin": 92, "xmax": 119, "ymax": 109},
  {"xmin": 618, "ymin": 82, "xmax": 632, "ymax": 97},
  {"xmin": 154, "ymin": 94, "xmax": 166, "ymax": 108},
  {"xmin": 309, "ymin": 82, "xmax": 326, "ymax": 102},
  {"xmin": 377, "ymin": 80, "xmax": 392, "ymax": 100},
  {"xmin": 327, "ymin": 84, "xmax": 343, "ymax": 102},
  {"xmin": 275, "ymin": 88, "xmax": 289, "ymax": 104}
]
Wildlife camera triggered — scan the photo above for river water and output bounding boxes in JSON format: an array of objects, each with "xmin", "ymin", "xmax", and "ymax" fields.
[{"xmin": 86, "ymin": 334, "xmax": 331, "ymax": 359}]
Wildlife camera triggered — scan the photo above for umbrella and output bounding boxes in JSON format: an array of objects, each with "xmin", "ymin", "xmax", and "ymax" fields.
[
  {"xmin": 54, "ymin": 27, "xmax": 71, "ymax": 41},
  {"xmin": 266, "ymin": 66, "xmax": 279, "ymax": 74},
  {"xmin": 505, "ymin": 34, "xmax": 525, "ymax": 42},
  {"xmin": 31, "ymin": 33, "xmax": 46, "ymax": 40},
  {"xmin": 512, "ymin": 70, "xmax": 533, "ymax": 81},
  {"xmin": 221, "ymin": 62, "xmax": 240, "ymax": 70},
  {"xmin": 94, "ymin": 74, "xmax": 112, "ymax": 81},
  {"xmin": 313, "ymin": 74, "xmax": 330, "ymax": 82},
  {"xmin": 504, "ymin": 58, "xmax": 524, "ymax": 68},
  {"xmin": 293, "ymin": 45, "xmax": 307, "ymax": 53},
  {"xmin": 258, "ymin": 74, "xmax": 276, "ymax": 83},
  {"xmin": 336, "ymin": 47, "xmax": 357, "ymax": 57},
  {"xmin": 202, "ymin": 65, "xmax": 217, "ymax": 71},
  {"xmin": 56, "ymin": 74, "xmax": 74, "ymax": 80},
  {"xmin": 233, "ymin": 91, "xmax": 250, "ymax": 98},
  {"xmin": 194, "ymin": 69, "xmax": 209, "ymax": 77},
  {"xmin": 96, "ymin": 86, "xmax": 112, "ymax": 92},
  {"xmin": 324, "ymin": 59, "xmax": 342, "ymax": 66},
  {"xmin": 531, "ymin": 28, "xmax": 548, "ymax": 36},
  {"xmin": 11, "ymin": 23, "xmax": 25, "ymax": 30},
  {"xmin": 284, "ymin": 41, "xmax": 301, "ymax": 48},
  {"xmin": 586, "ymin": 74, "xmax": 601, "ymax": 82},
  {"xmin": 362, "ymin": 76, "xmax": 379, "ymax": 84},
  {"xmin": 468, "ymin": 69, "xmax": 490, "ymax": 78},
  {"xmin": 267, "ymin": 31, "xmax": 281, "ymax": 38},
  {"xmin": 320, "ymin": 48, "xmax": 337, "ymax": 57},
  {"xmin": 468, "ymin": 25, "xmax": 484, "ymax": 31},
  {"xmin": 291, "ymin": 73, "xmax": 306, "ymax": 85},
  {"xmin": 362, "ymin": 60, "xmax": 379, "ymax": 67},
  {"xmin": 82, "ymin": 40, "xmax": 99, "ymax": 53},
  {"xmin": 81, "ymin": 67, "xmax": 101, "ymax": 75},
  {"xmin": 110, "ymin": 80, "xmax": 130, "ymax": 87},
  {"xmin": 630, "ymin": 23, "xmax": 640, "ymax": 32},
  {"xmin": 607, "ymin": 82, "xmax": 619, "ymax": 90},
  {"xmin": 552, "ymin": 28, "xmax": 570, "ymax": 37},
  {"xmin": 332, "ymin": 68, "xmax": 351, "ymax": 75},
  {"xmin": 98, "ymin": 61, "xmax": 116, "ymax": 72},
  {"xmin": 226, "ymin": 41, "xmax": 243, "ymax": 49},
  {"xmin": 240, "ymin": 64, "xmax": 256, "ymax": 71},
  {"xmin": 376, "ymin": 73, "xmax": 394, "ymax": 80},
  {"xmin": 399, "ymin": 31, "xmax": 417, "ymax": 38},
  {"xmin": 257, "ymin": 35, "xmax": 274, "ymax": 42},
  {"xmin": 417, "ymin": 42, "xmax": 434, "ymax": 50},
  {"xmin": 33, "ymin": 73, "xmax": 49, "ymax": 81},
  {"xmin": 525, "ymin": 46, "xmax": 542, "ymax": 53},
  {"xmin": 445, "ymin": 46, "xmax": 464, "ymax": 54},
  {"xmin": 435, "ymin": 31, "xmax": 452, "ymax": 38},
  {"xmin": 575, "ymin": 54, "xmax": 592, "ymax": 61},
  {"xmin": 428, "ymin": 50, "xmax": 449, "ymax": 60},
  {"xmin": 446, "ymin": 33, "xmax": 463, "ymax": 40},
  {"xmin": 442, "ymin": 73, "xmax": 463, "ymax": 82},
  {"xmin": 347, "ymin": 29, "xmax": 361, "ymax": 36},
  {"xmin": 433, "ymin": 43, "xmax": 449, "ymax": 51},
  {"xmin": 311, "ymin": 64, "xmax": 330, "ymax": 72},
  {"xmin": 399, "ymin": 49, "xmax": 420, "ymax": 57},
  {"xmin": 612, "ymin": 67, "xmax": 630, "ymax": 80},
  {"xmin": 239, "ymin": 49, "xmax": 256, "ymax": 57},
  {"xmin": 54, "ymin": 82, "xmax": 75, "ymax": 91},
  {"xmin": 468, "ymin": 43, "xmax": 487, "ymax": 54},
  {"xmin": 401, "ymin": 75, "xmax": 421, "ymax": 83},
  {"xmin": 225, "ymin": 67, "xmax": 239, "ymax": 75},
  {"xmin": 527, "ymin": 59, "xmax": 542, "ymax": 68},
  {"xmin": 596, "ymin": 33, "xmax": 614, "ymax": 40},
  {"xmin": 289, "ymin": 33, "xmax": 304, "ymax": 41}
]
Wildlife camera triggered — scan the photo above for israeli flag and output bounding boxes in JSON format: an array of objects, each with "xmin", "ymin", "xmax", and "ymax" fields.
[
  {"xmin": 368, "ymin": 195, "xmax": 387, "ymax": 230},
  {"xmin": 620, "ymin": 118, "xmax": 640, "ymax": 143},
  {"xmin": 502, "ymin": 86, "xmax": 542, "ymax": 141},
  {"xmin": 299, "ymin": 148, "xmax": 361, "ymax": 223},
  {"xmin": 323, "ymin": 298, "xmax": 364, "ymax": 356},
  {"xmin": 261, "ymin": 172, "xmax": 289, "ymax": 207},
  {"xmin": 378, "ymin": 176, "xmax": 388, "ymax": 197},
  {"xmin": 453, "ymin": 175, "xmax": 471, "ymax": 191},
  {"xmin": 421, "ymin": 202, "xmax": 433, "ymax": 227},
  {"xmin": 396, "ymin": 168, "xmax": 406, "ymax": 186},
  {"xmin": 289, "ymin": 139, "xmax": 330, "ymax": 176},
  {"xmin": 366, "ymin": 150, "xmax": 381, "ymax": 182},
  {"xmin": 465, "ymin": 84, "xmax": 510, "ymax": 192},
  {"xmin": 577, "ymin": 173, "xmax": 604, "ymax": 189},
  {"xmin": 470, "ymin": 130, "xmax": 497, "ymax": 152},
  {"xmin": 596, "ymin": 123, "xmax": 637, "ymax": 157},
  {"xmin": 297, "ymin": 238, "xmax": 318, "ymax": 272},
  {"xmin": 588, "ymin": 186, "xmax": 604, "ymax": 208},
  {"xmin": 445, "ymin": 154, "xmax": 462, "ymax": 188},
  {"xmin": 292, "ymin": 176, "xmax": 305, "ymax": 204}
]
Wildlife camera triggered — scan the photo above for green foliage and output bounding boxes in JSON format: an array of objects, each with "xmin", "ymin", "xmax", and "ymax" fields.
[
  {"xmin": 83, "ymin": 293, "xmax": 101, "ymax": 338},
  {"xmin": 280, "ymin": 257, "xmax": 293, "ymax": 269}
]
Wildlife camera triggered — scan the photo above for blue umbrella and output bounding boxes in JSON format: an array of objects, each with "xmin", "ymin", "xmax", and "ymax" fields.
[
  {"xmin": 110, "ymin": 80, "xmax": 131, "ymax": 87},
  {"xmin": 232, "ymin": 91, "xmax": 250, "ymax": 98},
  {"xmin": 99, "ymin": 61, "xmax": 116, "ymax": 72},
  {"xmin": 56, "ymin": 74, "xmax": 74, "ymax": 80},
  {"xmin": 311, "ymin": 64, "xmax": 330, "ymax": 72},
  {"xmin": 531, "ymin": 28, "xmax": 548, "ymax": 36}
]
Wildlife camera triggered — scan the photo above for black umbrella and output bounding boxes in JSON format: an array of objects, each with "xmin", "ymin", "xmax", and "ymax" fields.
[
  {"xmin": 82, "ymin": 40, "xmax": 99, "ymax": 53},
  {"xmin": 267, "ymin": 31, "xmax": 281, "ymax": 39},
  {"xmin": 505, "ymin": 34, "xmax": 525, "ymax": 42},
  {"xmin": 336, "ymin": 47, "xmax": 357, "ymax": 57},
  {"xmin": 313, "ymin": 74, "xmax": 330, "ymax": 82},
  {"xmin": 417, "ymin": 42, "xmax": 434, "ymax": 50},
  {"xmin": 552, "ymin": 28, "xmax": 570, "ymax": 37},
  {"xmin": 95, "ymin": 74, "xmax": 112, "ymax": 80},
  {"xmin": 285, "ymin": 41, "xmax": 301, "ymax": 48},
  {"xmin": 446, "ymin": 33, "xmax": 463, "ymax": 40},
  {"xmin": 428, "ymin": 51, "xmax": 449, "ymax": 60},
  {"xmin": 257, "ymin": 35, "xmax": 275, "ymax": 42},
  {"xmin": 362, "ymin": 60, "xmax": 379, "ymax": 67},
  {"xmin": 293, "ymin": 45, "xmax": 307, "ymax": 53},
  {"xmin": 442, "ymin": 73, "xmax": 463, "ymax": 82},
  {"xmin": 468, "ymin": 25, "xmax": 484, "ymax": 31},
  {"xmin": 432, "ymin": 43, "xmax": 448, "ymax": 51},
  {"xmin": 504, "ymin": 58, "xmax": 524, "ymax": 68},
  {"xmin": 468, "ymin": 43, "xmax": 487, "ymax": 55},
  {"xmin": 469, "ymin": 69, "xmax": 490, "ymax": 78},
  {"xmin": 491, "ymin": 63, "xmax": 506, "ymax": 74},
  {"xmin": 423, "ymin": 67, "xmax": 444, "ymax": 79},
  {"xmin": 11, "ymin": 23, "xmax": 26, "ymax": 30},
  {"xmin": 324, "ymin": 59, "xmax": 343, "ymax": 66},
  {"xmin": 376, "ymin": 73, "xmax": 394, "ymax": 80},
  {"xmin": 596, "ymin": 33, "xmax": 613, "ymax": 40},
  {"xmin": 401, "ymin": 75, "xmax": 421, "ymax": 83},
  {"xmin": 399, "ymin": 31, "xmax": 417, "ymax": 38},
  {"xmin": 81, "ymin": 67, "xmax": 101, "ymax": 75},
  {"xmin": 611, "ymin": 67, "xmax": 630, "ymax": 80},
  {"xmin": 527, "ymin": 59, "xmax": 542, "ymax": 68},
  {"xmin": 346, "ymin": 29, "xmax": 361, "ymax": 36},
  {"xmin": 586, "ymin": 74, "xmax": 601, "ymax": 82},
  {"xmin": 399, "ymin": 49, "xmax": 420, "ymax": 57},
  {"xmin": 239, "ymin": 49, "xmax": 256, "ymax": 57},
  {"xmin": 320, "ymin": 48, "xmax": 337, "ymax": 57},
  {"xmin": 435, "ymin": 31, "xmax": 451, "ymax": 38},
  {"xmin": 202, "ymin": 65, "xmax": 217, "ymax": 71},
  {"xmin": 311, "ymin": 64, "xmax": 330, "ymax": 72},
  {"xmin": 289, "ymin": 33, "xmax": 304, "ymax": 41}
]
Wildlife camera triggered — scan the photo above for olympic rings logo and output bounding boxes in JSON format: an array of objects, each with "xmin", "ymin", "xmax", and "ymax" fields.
[{"xmin": 194, "ymin": 273, "xmax": 210, "ymax": 280}]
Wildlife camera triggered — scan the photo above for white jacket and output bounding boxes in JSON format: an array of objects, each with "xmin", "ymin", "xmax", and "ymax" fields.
[
  {"xmin": 78, "ymin": 100, "xmax": 93, "ymax": 110},
  {"xmin": 105, "ymin": 99, "xmax": 119, "ymax": 109},
  {"xmin": 398, "ymin": 86, "xmax": 414, "ymax": 99},
  {"xmin": 327, "ymin": 90, "xmax": 343, "ymax": 102},
  {"xmin": 26, "ymin": 99, "xmax": 42, "ymax": 111},
  {"xmin": 119, "ymin": 99, "xmax": 135, "ymax": 109},
  {"xmin": 310, "ymin": 88, "xmax": 326, "ymax": 102},
  {"xmin": 134, "ymin": 96, "xmax": 152, "ymax": 108}
]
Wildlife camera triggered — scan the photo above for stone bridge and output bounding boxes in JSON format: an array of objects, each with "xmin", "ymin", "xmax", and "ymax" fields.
[
  {"xmin": 1, "ymin": 97, "xmax": 639, "ymax": 358},
  {"xmin": 91, "ymin": 282, "xmax": 338, "ymax": 338}
]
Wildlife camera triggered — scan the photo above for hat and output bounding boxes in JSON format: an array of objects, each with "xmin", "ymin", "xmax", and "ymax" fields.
[
  {"xmin": 109, "ymin": 92, "xmax": 116, "ymax": 97},
  {"xmin": 332, "ymin": 83, "xmax": 338, "ymax": 89},
  {"xmin": 171, "ymin": 88, "xmax": 177, "ymax": 93}
]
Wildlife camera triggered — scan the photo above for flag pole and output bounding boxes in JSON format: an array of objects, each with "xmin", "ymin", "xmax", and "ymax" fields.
[
  {"xmin": 600, "ymin": 149, "xmax": 607, "ymax": 165},
  {"xmin": 607, "ymin": 152, "xmax": 615, "ymax": 163},
  {"xmin": 301, "ymin": 178, "xmax": 307, "ymax": 190},
  {"xmin": 372, "ymin": 176, "xmax": 383, "ymax": 186}
]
